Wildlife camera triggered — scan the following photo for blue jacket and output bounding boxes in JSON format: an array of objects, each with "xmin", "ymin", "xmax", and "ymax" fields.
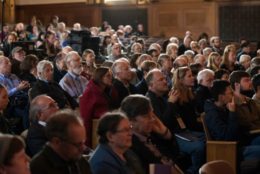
[
  {"xmin": 89, "ymin": 144, "xmax": 143, "ymax": 174},
  {"xmin": 204, "ymin": 99, "xmax": 239, "ymax": 141}
]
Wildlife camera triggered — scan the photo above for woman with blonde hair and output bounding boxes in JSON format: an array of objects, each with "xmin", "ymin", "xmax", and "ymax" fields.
[
  {"xmin": 172, "ymin": 66, "xmax": 203, "ymax": 132},
  {"xmin": 207, "ymin": 52, "xmax": 221, "ymax": 71},
  {"xmin": 220, "ymin": 44, "xmax": 241, "ymax": 73}
]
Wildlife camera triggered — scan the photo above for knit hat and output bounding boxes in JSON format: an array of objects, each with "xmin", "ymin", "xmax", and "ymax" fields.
[{"xmin": 0, "ymin": 134, "xmax": 14, "ymax": 165}]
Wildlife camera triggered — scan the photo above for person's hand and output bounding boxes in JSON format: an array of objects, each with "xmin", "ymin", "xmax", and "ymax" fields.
[
  {"xmin": 151, "ymin": 112, "xmax": 171, "ymax": 139},
  {"xmin": 233, "ymin": 83, "xmax": 241, "ymax": 97},
  {"xmin": 17, "ymin": 81, "xmax": 30, "ymax": 90},
  {"xmin": 227, "ymin": 96, "xmax": 235, "ymax": 112},
  {"xmin": 168, "ymin": 89, "xmax": 180, "ymax": 103}
]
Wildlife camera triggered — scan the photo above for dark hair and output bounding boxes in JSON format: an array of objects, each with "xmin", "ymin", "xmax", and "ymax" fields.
[
  {"xmin": 211, "ymin": 80, "xmax": 231, "ymax": 101},
  {"xmin": 250, "ymin": 66, "xmax": 260, "ymax": 77},
  {"xmin": 190, "ymin": 63, "xmax": 203, "ymax": 76},
  {"xmin": 215, "ymin": 69, "xmax": 229, "ymax": 80},
  {"xmin": 20, "ymin": 54, "xmax": 39, "ymax": 72},
  {"xmin": 97, "ymin": 112, "xmax": 127, "ymax": 144},
  {"xmin": 130, "ymin": 53, "xmax": 141, "ymax": 69},
  {"xmin": 102, "ymin": 35, "xmax": 111, "ymax": 47},
  {"xmin": 120, "ymin": 94, "xmax": 152, "ymax": 120},
  {"xmin": 101, "ymin": 60, "xmax": 114, "ymax": 68},
  {"xmin": 93, "ymin": 67, "xmax": 109, "ymax": 85},
  {"xmin": 0, "ymin": 135, "xmax": 25, "ymax": 166},
  {"xmin": 45, "ymin": 30, "xmax": 55, "ymax": 39},
  {"xmin": 45, "ymin": 109, "xmax": 83, "ymax": 141},
  {"xmin": 229, "ymin": 70, "xmax": 250, "ymax": 89},
  {"xmin": 252, "ymin": 74, "xmax": 260, "ymax": 92}
]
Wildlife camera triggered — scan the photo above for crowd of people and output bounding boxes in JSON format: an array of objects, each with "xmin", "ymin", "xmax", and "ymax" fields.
[{"xmin": 0, "ymin": 15, "xmax": 260, "ymax": 174}]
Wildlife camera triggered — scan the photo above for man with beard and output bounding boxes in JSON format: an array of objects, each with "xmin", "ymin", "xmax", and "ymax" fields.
[
  {"xmin": 30, "ymin": 110, "xmax": 92, "ymax": 174},
  {"xmin": 229, "ymin": 70, "xmax": 260, "ymax": 133},
  {"xmin": 59, "ymin": 51, "xmax": 88, "ymax": 102}
]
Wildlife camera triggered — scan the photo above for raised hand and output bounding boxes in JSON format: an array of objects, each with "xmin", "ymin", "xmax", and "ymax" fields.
[
  {"xmin": 227, "ymin": 96, "xmax": 235, "ymax": 112},
  {"xmin": 168, "ymin": 89, "xmax": 180, "ymax": 103}
]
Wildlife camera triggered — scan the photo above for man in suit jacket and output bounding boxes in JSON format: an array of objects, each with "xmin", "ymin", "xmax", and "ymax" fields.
[{"xmin": 26, "ymin": 95, "xmax": 59, "ymax": 157}]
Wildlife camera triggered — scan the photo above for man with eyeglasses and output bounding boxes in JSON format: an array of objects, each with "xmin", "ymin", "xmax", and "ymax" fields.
[
  {"xmin": 30, "ymin": 109, "xmax": 92, "ymax": 174},
  {"xmin": 26, "ymin": 95, "xmax": 59, "ymax": 157},
  {"xmin": 10, "ymin": 46, "xmax": 26, "ymax": 77}
]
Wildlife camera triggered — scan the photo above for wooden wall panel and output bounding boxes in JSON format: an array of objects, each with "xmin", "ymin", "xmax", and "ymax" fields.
[
  {"xmin": 15, "ymin": 1, "xmax": 218, "ymax": 38},
  {"xmin": 148, "ymin": 2, "xmax": 218, "ymax": 38},
  {"xmin": 13, "ymin": 0, "xmax": 260, "ymax": 40},
  {"xmin": 15, "ymin": 3, "xmax": 101, "ymax": 28}
]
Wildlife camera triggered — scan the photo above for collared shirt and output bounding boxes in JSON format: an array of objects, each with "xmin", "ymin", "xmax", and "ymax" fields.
[
  {"xmin": 0, "ymin": 73, "xmax": 20, "ymax": 96},
  {"xmin": 59, "ymin": 71, "xmax": 88, "ymax": 100},
  {"xmin": 38, "ymin": 121, "xmax": 46, "ymax": 127}
]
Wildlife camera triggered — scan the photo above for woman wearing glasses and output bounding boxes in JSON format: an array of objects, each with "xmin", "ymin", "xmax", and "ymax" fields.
[{"xmin": 89, "ymin": 112, "xmax": 144, "ymax": 174}]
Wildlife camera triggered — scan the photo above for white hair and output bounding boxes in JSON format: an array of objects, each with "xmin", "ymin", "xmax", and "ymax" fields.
[
  {"xmin": 197, "ymin": 69, "xmax": 214, "ymax": 84},
  {"xmin": 37, "ymin": 60, "xmax": 53, "ymax": 77}
]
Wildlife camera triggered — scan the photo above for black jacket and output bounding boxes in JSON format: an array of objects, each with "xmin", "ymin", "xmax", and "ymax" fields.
[{"xmin": 30, "ymin": 145, "xmax": 92, "ymax": 174}]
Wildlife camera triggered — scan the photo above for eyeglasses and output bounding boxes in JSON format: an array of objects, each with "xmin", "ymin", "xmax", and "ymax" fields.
[
  {"xmin": 115, "ymin": 125, "xmax": 133, "ymax": 134},
  {"xmin": 60, "ymin": 138, "xmax": 86, "ymax": 150}
]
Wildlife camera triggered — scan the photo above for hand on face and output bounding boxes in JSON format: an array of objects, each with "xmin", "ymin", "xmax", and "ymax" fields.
[
  {"xmin": 17, "ymin": 81, "xmax": 30, "ymax": 90},
  {"xmin": 151, "ymin": 112, "xmax": 171, "ymax": 139},
  {"xmin": 168, "ymin": 89, "xmax": 180, "ymax": 103},
  {"xmin": 226, "ymin": 96, "xmax": 235, "ymax": 112}
]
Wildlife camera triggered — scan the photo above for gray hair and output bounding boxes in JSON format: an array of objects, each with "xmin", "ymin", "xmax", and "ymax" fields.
[
  {"xmin": 111, "ymin": 58, "xmax": 129, "ymax": 77},
  {"xmin": 37, "ymin": 60, "xmax": 53, "ymax": 77},
  {"xmin": 65, "ymin": 51, "xmax": 79, "ymax": 66},
  {"xmin": 29, "ymin": 94, "xmax": 49, "ymax": 123},
  {"xmin": 197, "ymin": 69, "xmax": 214, "ymax": 84}
]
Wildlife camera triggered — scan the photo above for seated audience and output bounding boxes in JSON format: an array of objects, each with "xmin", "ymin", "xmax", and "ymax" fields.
[
  {"xmin": 239, "ymin": 54, "xmax": 251, "ymax": 71},
  {"xmin": 59, "ymin": 51, "xmax": 88, "ymax": 102},
  {"xmin": 30, "ymin": 60, "xmax": 78, "ymax": 109},
  {"xmin": 157, "ymin": 54, "xmax": 173, "ymax": 89},
  {"xmin": 2, "ymin": 32, "xmax": 18, "ymax": 57},
  {"xmin": 214, "ymin": 69, "xmax": 229, "ymax": 81},
  {"xmin": 82, "ymin": 49, "xmax": 97, "ymax": 80},
  {"xmin": 89, "ymin": 112, "xmax": 144, "ymax": 174},
  {"xmin": 206, "ymin": 52, "xmax": 221, "ymax": 72},
  {"xmin": 229, "ymin": 71, "xmax": 260, "ymax": 131},
  {"xmin": 53, "ymin": 52, "xmax": 67, "ymax": 83},
  {"xmin": 26, "ymin": 95, "xmax": 59, "ymax": 157},
  {"xmin": 148, "ymin": 43, "xmax": 161, "ymax": 62},
  {"xmin": 178, "ymin": 35, "xmax": 192, "ymax": 56},
  {"xmin": 252, "ymin": 74, "xmax": 260, "ymax": 104},
  {"xmin": 135, "ymin": 60, "xmax": 157, "ymax": 95},
  {"xmin": 195, "ymin": 69, "xmax": 214, "ymax": 113},
  {"xmin": 210, "ymin": 36, "xmax": 223, "ymax": 55},
  {"xmin": 205, "ymin": 80, "xmax": 260, "ymax": 160},
  {"xmin": 30, "ymin": 110, "xmax": 92, "ymax": 174},
  {"xmin": 80, "ymin": 67, "xmax": 117, "ymax": 146},
  {"xmin": 121, "ymin": 95, "xmax": 193, "ymax": 174},
  {"xmin": 10, "ymin": 47, "xmax": 26, "ymax": 77},
  {"xmin": 145, "ymin": 69, "xmax": 205, "ymax": 174},
  {"xmin": 0, "ymin": 134, "xmax": 30, "ymax": 174},
  {"xmin": 112, "ymin": 58, "xmax": 137, "ymax": 107},
  {"xmin": 220, "ymin": 45, "xmax": 241, "ymax": 73},
  {"xmin": 0, "ymin": 56, "xmax": 30, "ymax": 133},
  {"xmin": 0, "ymin": 84, "xmax": 11, "ymax": 133},
  {"xmin": 107, "ymin": 43, "xmax": 122, "ymax": 61},
  {"xmin": 166, "ymin": 43, "xmax": 179, "ymax": 62},
  {"xmin": 19, "ymin": 54, "xmax": 38, "ymax": 86},
  {"xmin": 38, "ymin": 31, "xmax": 61, "ymax": 59},
  {"xmin": 172, "ymin": 67, "xmax": 203, "ymax": 131}
]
